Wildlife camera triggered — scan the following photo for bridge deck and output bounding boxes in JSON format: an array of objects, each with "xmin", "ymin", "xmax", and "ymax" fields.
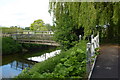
[
  {"xmin": 17, "ymin": 39, "xmax": 59, "ymax": 46},
  {"xmin": 19, "ymin": 41, "xmax": 59, "ymax": 46},
  {"xmin": 11, "ymin": 32, "xmax": 59, "ymax": 46}
]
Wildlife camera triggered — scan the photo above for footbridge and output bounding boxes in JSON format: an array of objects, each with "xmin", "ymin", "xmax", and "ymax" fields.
[{"xmin": 11, "ymin": 31, "xmax": 59, "ymax": 46}]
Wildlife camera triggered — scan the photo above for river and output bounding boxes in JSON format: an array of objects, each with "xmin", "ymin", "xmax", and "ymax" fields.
[{"xmin": 1, "ymin": 46, "xmax": 59, "ymax": 78}]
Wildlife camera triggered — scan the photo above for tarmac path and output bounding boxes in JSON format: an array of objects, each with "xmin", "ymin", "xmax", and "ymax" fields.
[{"xmin": 90, "ymin": 44, "xmax": 120, "ymax": 80}]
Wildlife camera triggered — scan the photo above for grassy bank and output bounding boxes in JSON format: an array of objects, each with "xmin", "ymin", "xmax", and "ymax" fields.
[
  {"xmin": 2, "ymin": 37, "xmax": 22, "ymax": 55},
  {"xmin": 16, "ymin": 40, "xmax": 87, "ymax": 78}
]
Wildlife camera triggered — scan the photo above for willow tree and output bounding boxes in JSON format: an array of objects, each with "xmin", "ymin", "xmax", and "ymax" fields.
[
  {"xmin": 49, "ymin": 2, "xmax": 120, "ymax": 49},
  {"xmin": 112, "ymin": 2, "xmax": 120, "ymax": 42}
]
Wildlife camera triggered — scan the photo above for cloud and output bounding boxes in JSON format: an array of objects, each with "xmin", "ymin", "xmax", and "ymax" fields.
[{"xmin": 0, "ymin": 0, "xmax": 52, "ymax": 28}]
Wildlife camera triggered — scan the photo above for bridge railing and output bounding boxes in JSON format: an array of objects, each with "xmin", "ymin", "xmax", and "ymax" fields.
[
  {"xmin": 16, "ymin": 31, "xmax": 54, "ymax": 34},
  {"xmin": 12, "ymin": 34, "xmax": 53, "ymax": 40},
  {"xmin": 2, "ymin": 31, "xmax": 54, "ymax": 37},
  {"xmin": 11, "ymin": 31, "xmax": 59, "ymax": 46},
  {"xmin": 11, "ymin": 31, "xmax": 54, "ymax": 40},
  {"xmin": 86, "ymin": 33, "xmax": 99, "ymax": 77}
]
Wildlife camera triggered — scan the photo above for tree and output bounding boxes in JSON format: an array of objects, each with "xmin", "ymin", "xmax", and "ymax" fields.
[
  {"xmin": 24, "ymin": 27, "xmax": 30, "ymax": 30},
  {"xmin": 1, "ymin": 26, "xmax": 23, "ymax": 34},
  {"xmin": 30, "ymin": 19, "xmax": 48, "ymax": 31},
  {"xmin": 44, "ymin": 24, "xmax": 52, "ymax": 31},
  {"xmin": 49, "ymin": 2, "xmax": 120, "ymax": 49}
]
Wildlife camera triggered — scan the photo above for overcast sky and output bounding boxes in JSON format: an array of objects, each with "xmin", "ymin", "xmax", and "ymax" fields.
[{"xmin": 0, "ymin": 0, "xmax": 52, "ymax": 28}]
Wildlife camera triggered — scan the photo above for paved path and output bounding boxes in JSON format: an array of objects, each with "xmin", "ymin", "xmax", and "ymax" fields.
[{"xmin": 90, "ymin": 44, "xmax": 120, "ymax": 79}]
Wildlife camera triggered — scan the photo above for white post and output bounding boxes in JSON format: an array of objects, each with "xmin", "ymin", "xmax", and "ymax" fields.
[
  {"xmin": 86, "ymin": 43, "xmax": 91, "ymax": 74},
  {"xmin": 91, "ymin": 35, "xmax": 95, "ymax": 57},
  {"xmin": 91, "ymin": 35, "xmax": 94, "ymax": 43},
  {"xmin": 79, "ymin": 35, "xmax": 82, "ymax": 40},
  {"xmin": 98, "ymin": 33, "xmax": 99, "ymax": 47}
]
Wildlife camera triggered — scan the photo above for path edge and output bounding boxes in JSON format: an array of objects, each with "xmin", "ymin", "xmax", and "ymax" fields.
[{"xmin": 88, "ymin": 55, "xmax": 97, "ymax": 80}]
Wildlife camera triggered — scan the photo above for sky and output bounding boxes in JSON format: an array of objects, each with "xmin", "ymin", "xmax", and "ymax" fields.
[{"xmin": 0, "ymin": 0, "xmax": 53, "ymax": 28}]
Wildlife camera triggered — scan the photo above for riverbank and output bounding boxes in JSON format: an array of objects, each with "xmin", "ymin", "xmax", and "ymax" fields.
[
  {"xmin": 2, "ymin": 43, "xmax": 58, "ymax": 78},
  {"xmin": 2, "ymin": 37, "xmax": 22, "ymax": 55},
  {"xmin": 16, "ymin": 40, "xmax": 87, "ymax": 78}
]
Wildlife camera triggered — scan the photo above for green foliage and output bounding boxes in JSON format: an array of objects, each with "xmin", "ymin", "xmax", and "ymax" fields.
[
  {"xmin": 49, "ymin": 2, "xmax": 120, "ymax": 48},
  {"xmin": 50, "ymin": 2, "xmax": 85, "ymax": 50},
  {"xmin": 50, "ymin": 48, "xmax": 86, "ymax": 78},
  {"xmin": 22, "ymin": 43, "xmax": 48, "ymax": 50},
  {"xmin": 2, "ymin": 37, "xmax": 22, "ymax": 55},
  {"xmin": 24, "ymin": 27, "xmax": 30, "ymax": 30},
  {"xmin": 95, "ymin": 48, "xmax": 101, "ymax": 55},
  {"xmin": 16, "ymin": 40, "xmax": 87, "ymax": 78},
  {"xmin": 30, "ymin": 19, "xmax": 48, "ymax": 31},
  {"xmin": 44, "ymin": 24, "xmax": 52, "ymax": 31},
  {"xmin": 1, "ymin": 26, "xmax": 23, "ymax": 34}
]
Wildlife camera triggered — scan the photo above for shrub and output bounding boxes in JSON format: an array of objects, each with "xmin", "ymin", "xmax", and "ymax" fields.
[{"xmin": 2, "ymin": 37, "xmax": 22, "ymax": 55}]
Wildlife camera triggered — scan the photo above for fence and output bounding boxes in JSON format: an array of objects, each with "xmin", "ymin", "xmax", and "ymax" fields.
[
  {"xmin": 12, "ymin": 34, "xmax": 53, "ymax": 41},
  {"xmin": 86, "ymin": 33, "xmax": 99, "ymax": 78},
  {"xmin": 11, "ymin": 31, "xmax": 53, "ymax": 40},
  {"xmin": 2, "ymin": 31, "xmax": 54, "ymax": 37}
]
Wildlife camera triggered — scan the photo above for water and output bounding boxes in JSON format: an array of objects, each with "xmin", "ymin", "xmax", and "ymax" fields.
[
  {"xmin": 1, "ymin": 47, "xmax": 58, "ymax": 78},
  {"xmin": 1, "ymin": 57, "xmax": 36, "ymax": 78},
  {"xmin": 27, "ymin": 50, "xmax": 61, "ymax": 62},
  {"xmin": 1, "ymin": 61, "xmax": 32, "ymax": 78}
]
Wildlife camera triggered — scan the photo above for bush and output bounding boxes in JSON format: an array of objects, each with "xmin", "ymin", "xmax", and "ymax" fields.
[
  {"xmin": 2, "ymin": 37, "xmax": 22, "ymax": 55},
  {"xmin": 16, "ymin": 40, "xmax": 87, "ymax": 78}
]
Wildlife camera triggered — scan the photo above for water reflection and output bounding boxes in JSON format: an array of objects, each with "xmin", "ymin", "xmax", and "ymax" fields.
[
  {"xmin": 27, "ymin": 50, "xmax": 61, "ymax": 62},
  {"xmin": 2, "ymin": 62, "xmax": 21, "ymax": 78},
  {"xmin": 10, "ymin": 61, "xmax": 33, "ymax": 71},
  {"xmin": 1, "ymin": 47, "xmax": 57, "ymax": 78},
  {"xmin": 1, "ymin": 60, "xmax": 36, "ymax": 78}
]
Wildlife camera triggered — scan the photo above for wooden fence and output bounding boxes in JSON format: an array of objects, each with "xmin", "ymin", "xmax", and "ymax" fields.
[
  {"xmin": 10, "ymin": 31, "xmax": 59, "ymax": 46},
  {"xmin": 86, "ymin": 33, "xmax": 99, "ymax": 78},
  {"xmin": 12, "ymin": 34, "xmax": 53, "ymax": 41}
]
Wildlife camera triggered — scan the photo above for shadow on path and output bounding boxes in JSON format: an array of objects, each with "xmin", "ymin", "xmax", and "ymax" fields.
[{"xmin": 90, "ymin": 44, "xmax": 120, "ymax": 80}]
